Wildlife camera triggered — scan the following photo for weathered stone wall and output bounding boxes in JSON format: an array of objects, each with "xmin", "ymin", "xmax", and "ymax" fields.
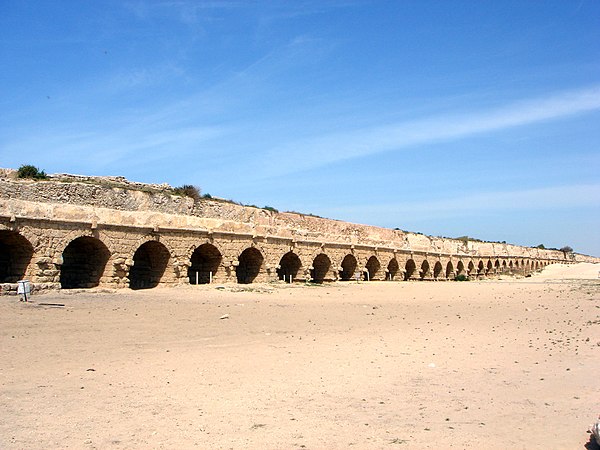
[{"xmin": 0, "ymin": 171, "xmax": 595, "ymax": 292}]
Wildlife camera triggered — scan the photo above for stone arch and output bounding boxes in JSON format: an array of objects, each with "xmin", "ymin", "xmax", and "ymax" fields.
[
  {"xmin": 446, "ymin": 261, "xmax": 454, "ymax": 279},
  {"xmin": 365, "ymin": 256, "xmax": 380, "ymax": 281},
  {"xmin": 127, "ymin": 234, "xmax": 177, "ymax": 264},
  {"xmin": 433, "ymin": 261, "xmax": 443, "ymax": 279},
  {"xmin": 57, "ymin": 229, "xmax": 118, "ymax": 258},
  {"xmin": 230, "ymin": 240, "xmax": 268, "ymax": 264},
  {"xmin": 340, "ymin": 254, "xmax": 358, "ymax": 281},
  {"xmin": 486, "ymin": 260, "xmax": 493, "ymax": 274},
  {"xmin": 129, "ymin": 241, "xmax": 171, "ymax": 289},
  {"xmin": 236, "ymin": 247, "xmax": 264, "ymax": 284},
  {"xmin": 387, "ymin": 258, "xmax": 399, "ymax": 280},
  {"xmin": 468, "ymin": 261, "xmax": 475, "ymax": 276},
  {"xmin": 183, "ymin": 239, "xmax": 221, "ymax": 262},
  {"xmin": 0, "ymin": 224, "xmax": 36, "ymax": 247},
  {"xmin": 420, "ymin": 260, "xmax": 430, "ymax": 280},
  {"xmin": 404, "ymin": 259, "xmax": 416, "ymax": 280},
  {"xmin": 60, "ymin": 236, "xmax": 111, "ymax": 289},
  {"xmin": 456, "ymin": 260, "xmax": 465, "ymax": 276},
  {"xmin": 311, "ymin": 253, "xmax": 331, "ymax": 283},
  {"xmin": 0, "ymin": 230, "xmax": 34, "ymax": 283},
  {"xmin": 277, "ymin": 251, "xmax": 302, "ymax": 282},
  {"xmin": 188, "ymin": 243, "xmax": 221, "ymax": 284},
  {"xmin": 478, "ymin": 260, "xmax": 485, "ymax": 274}
]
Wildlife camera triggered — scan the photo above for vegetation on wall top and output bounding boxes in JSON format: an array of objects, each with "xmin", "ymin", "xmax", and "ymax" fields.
[
  {"xmin": 535, "ymin": 243, "xmax": 574, "ymax": 253},
  {"xmin": 173, "ymin": 184, "xmax": 202, "ymax": 202},
  {"xmin": 17, "ymin": 164, "xmax": 48, "ymax": 180}
]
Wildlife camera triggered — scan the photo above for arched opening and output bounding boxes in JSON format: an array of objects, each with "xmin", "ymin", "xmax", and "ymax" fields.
[
  {"xmin": 188, "ymin": 243, "xmax": 221, "ymax": 284},
  {"xmin": 509, "ymin": 260, "xmax": 514, "ymax": 270},
  {"xmin": 478, "ymin": 260, "xmax": 485, "ymax": 275},
  {"xmin": 486, "ymin": 260, "xmax": 493, "ymax": 274},
  {"xmin": 456, "ymin": 261, "xmax": 465, "ymax": 276},
  {"xmin": 311, "ymin": 253, "xmax": 330, "ymax": 283},
  {"xmin": 129, "ymin": 241, "xmax": 170, "ymax": 289},
  {"xmin": 420, "ymin": 260, "xmax": 430, "ymax": 280},
  {"xmin": 433, "ymin": 261, "xmax": 443, "ymax": 279},
  {"xmin": 404, "ymin": 259, "xmax": 416, "ymax": 280},
  {"xmin": 468, "ymin": 261, "xmax": 475, "ymax": 275},
  {"xmin": 502, "ymin": 260, "xmax": 507, "ymax": 271},
  {"xmin": 340, "ymin": 254, "xmax": 357, "ymax": 281},
  {"xmin": 277, "ymin": 251, "xmax": 301, "ymax": 282},
  {"xmin": 0, "ymin": 231, "xmax": 34, "ymax": 283},
  {"xmin": 387, "ymin": 258, "xmax": 399, "ymax": 280},
  {"xmin": 365, "ymin": 256, "xmax": 380, "ymax": 281},
  {"xmin": 236, "ymin": 247, "xmax": 263, "ymax": 284},
  {"xmin": 60, "ymin": 236, "xmax": 110, "ymax": 289},
  {"xmin": 446, "ymin": 261, "xmax": 454, "ymax": 279}
]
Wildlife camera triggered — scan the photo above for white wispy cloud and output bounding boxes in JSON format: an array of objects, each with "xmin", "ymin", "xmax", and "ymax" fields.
[
  {"xmin": 261, "ymin": 84, "xmax": 600, "ymax": 175},
  {"xmin": 0, "ymin": 34, "xmax": 327, "ymax": 176},
  {"xmin": 124, "ymin": 1, "xmax": 244, "ymax": 22},
  {"xmin": 1, "ymin": 125, "xmax": 225, "ymax": 173},
  {"xmin": 326, "ymin": 183, "xmax": 600, "ymax": 220},
  {"xmin": 106, "ymin": 64, "xmax": 186, "ymax": 91}
]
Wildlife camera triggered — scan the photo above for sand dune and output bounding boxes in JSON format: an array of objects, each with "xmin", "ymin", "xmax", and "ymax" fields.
[{"xmin": 1, "ymin": 263, "xmax": 598, "ymax": 449}]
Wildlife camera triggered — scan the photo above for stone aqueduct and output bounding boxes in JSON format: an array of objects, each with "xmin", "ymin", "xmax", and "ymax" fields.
[
  {"xmin": 0, "ymin": 171, "xmax": 588, "ymax": 292},
  {"xmin": 1, "ymin": 220, "xmax": 558, "ymax": 289}
]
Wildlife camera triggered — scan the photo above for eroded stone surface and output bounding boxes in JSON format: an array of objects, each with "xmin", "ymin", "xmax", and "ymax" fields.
[{"xmin": 0, "ymin": 170, "xmax": 595, "ymax": 292}]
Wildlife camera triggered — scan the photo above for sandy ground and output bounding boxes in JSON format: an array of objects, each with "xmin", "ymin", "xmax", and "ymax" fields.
[{"xmin": 1, "ymin": 263, "xmax": 599, "ymax": 449}]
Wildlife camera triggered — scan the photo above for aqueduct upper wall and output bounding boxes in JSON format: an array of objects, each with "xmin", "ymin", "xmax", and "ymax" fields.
[{"xmin": 0, "ymin": 170, "xmax": 596, "ymax": 291}]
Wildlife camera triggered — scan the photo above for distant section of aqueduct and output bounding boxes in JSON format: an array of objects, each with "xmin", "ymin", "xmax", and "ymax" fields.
[{"xmin": 1, "ymin": 169, "xmax": 596, "ymax": 292}]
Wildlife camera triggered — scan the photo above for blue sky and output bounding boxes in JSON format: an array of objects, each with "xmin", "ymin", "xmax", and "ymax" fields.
[{"xmin": 1, "ymin": 1, "xmax": 599, "ymax": 255}]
